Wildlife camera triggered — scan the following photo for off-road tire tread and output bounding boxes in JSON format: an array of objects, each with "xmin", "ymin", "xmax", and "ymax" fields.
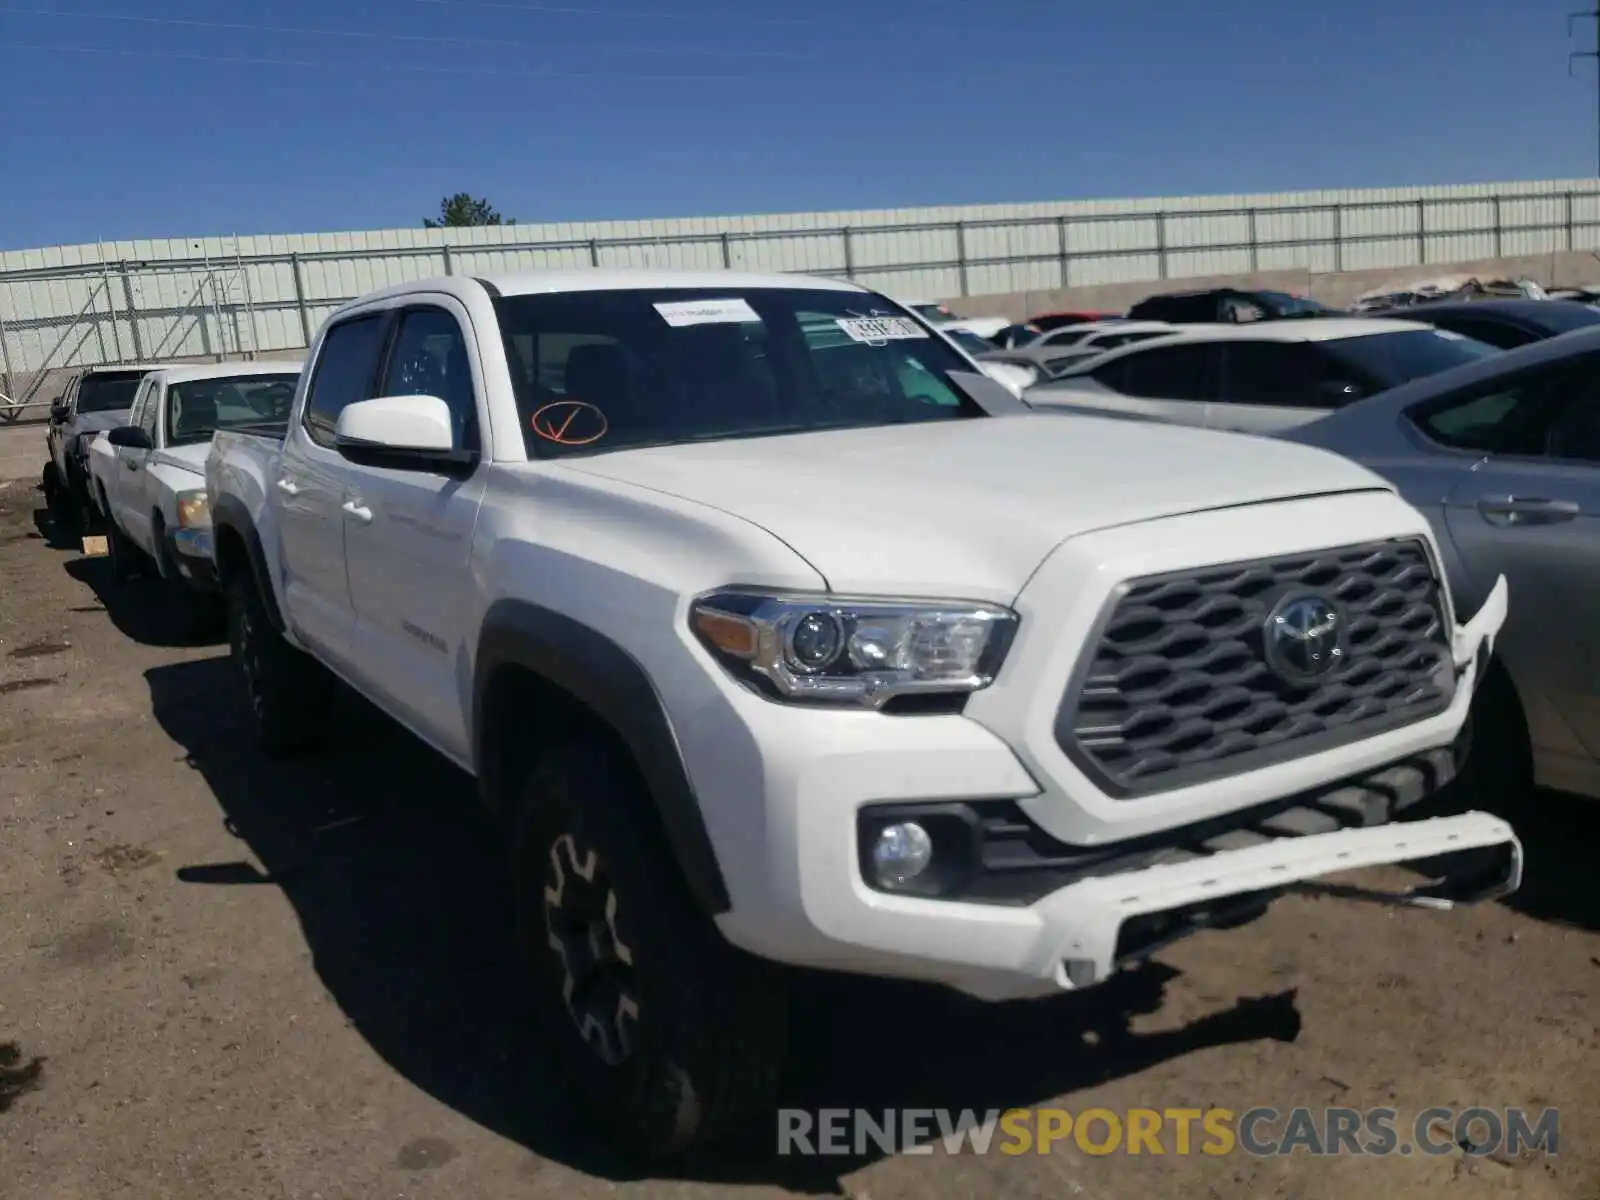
[
  {"xmin": 225, "ymin": 573, "xmax": 331, "ymax": 757},
  {"xmin": 513, "ymin": 738, "xmax": 788, "ymax": 1160}
]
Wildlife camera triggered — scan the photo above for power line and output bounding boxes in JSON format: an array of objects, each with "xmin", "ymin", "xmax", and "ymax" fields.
[
  {"xmin": 0, "ymin": 6, "xmax": 806, "ymax": 57},
  {"xmin": 404, "ymin": 0, "xmax": 999, "ymax": 29},
  {"xmin": 1572, "ymin": 6, "xmax": 1600, "ymax": 176},
  {"xmin": 0, "ymin": 40, "xmax": 796, "ymax": 80}
]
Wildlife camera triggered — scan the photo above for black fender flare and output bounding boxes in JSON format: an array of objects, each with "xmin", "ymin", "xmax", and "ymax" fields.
[
  {"xmin": 210, "ymin": 495, "xmax": 287, "ymax": 633},
  {"xmin": 474, "ymin": 600, "xmax": 731, "ymax": 916}
]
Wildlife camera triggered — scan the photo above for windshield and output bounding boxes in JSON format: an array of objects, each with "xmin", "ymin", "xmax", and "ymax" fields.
[
  {"xmin": 1323, "ymin": 328, "xmax": 1501, "ymax": 388},
  {"xmin": 491, "ymin": 287, "xmax": 990, "ymax": 458},
  {"xmin": 75, "ymin": 371, "xmax": 149, "ymax": 414},
  {"xmin": 165, "ymin": 375, "xmax": 300, "ymax": 445}
]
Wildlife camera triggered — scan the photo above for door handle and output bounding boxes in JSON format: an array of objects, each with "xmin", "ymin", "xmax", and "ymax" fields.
[
  {"xmin": 275, "ymin": 477, "xmax": 300, "ymax": 496},
  {"xmin": 341, "ymin": 499, "xmax": 373, "ymax": 523},
  {"xmin": 123, "ymin": 459, "xmax": 137, "ymax": 471},
  {"xmin": 1476, "ymin": 496, "xmax": 1581, "ymax": 527}
]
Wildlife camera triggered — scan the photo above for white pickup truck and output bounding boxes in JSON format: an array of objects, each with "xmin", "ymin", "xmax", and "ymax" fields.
[
  {"xmin": 87, "ymin": 362, "xmax": 301, "ymax": 625},
  {"xmin": 205, "ymin": 268, "xmax": 1521, "ymax": 1159}
]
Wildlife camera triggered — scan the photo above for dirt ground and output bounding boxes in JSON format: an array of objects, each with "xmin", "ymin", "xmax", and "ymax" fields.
[{"xmin": 0, "ymin": 474, "xmax": 1595, "ymax": 1200}]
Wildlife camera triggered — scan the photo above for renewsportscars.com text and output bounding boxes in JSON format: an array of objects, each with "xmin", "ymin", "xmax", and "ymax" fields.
[{"xmin": 777, "ymin": 1106, "xmax": 1560, "ymax": 1158}]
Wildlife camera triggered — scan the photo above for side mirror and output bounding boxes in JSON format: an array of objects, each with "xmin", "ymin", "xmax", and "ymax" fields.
[
  {"xmin": 334, "ymin": 395, "xmax": 475, "ymax": 473},
  {"xmin": 1314, "ymin": 380, "xmax": 1368, "ymax": 406},
  {"xmin": 108, "ymin": 425, "xmax": 153, "ymax": 450}
]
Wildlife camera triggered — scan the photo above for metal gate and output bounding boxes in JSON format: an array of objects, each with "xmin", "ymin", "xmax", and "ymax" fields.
[{"xmin": 0, "ymin": 252, "xmax": 260, "ymax": 424}]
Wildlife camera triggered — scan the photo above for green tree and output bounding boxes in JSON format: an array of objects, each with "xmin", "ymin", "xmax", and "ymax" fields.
[{"xmin": 423, "ymin": 193, "xmax": 515, "ymax": 228}]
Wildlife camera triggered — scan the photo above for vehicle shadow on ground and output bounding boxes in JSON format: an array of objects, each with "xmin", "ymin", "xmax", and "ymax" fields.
[
  {"xmin": 27, "ymin": 502, "xmax": 83, "ymax": 553},
  {"xmin": 62, "ymin": 554, "xmax": 224, "ymax": 649},
  {"xmin": 146, "ymin": 654, "xmax": 1307, "ymax": 1192},
  {"xmin": 1433, "ymin": 781, "xmax": 1600, "ymax": 935}
]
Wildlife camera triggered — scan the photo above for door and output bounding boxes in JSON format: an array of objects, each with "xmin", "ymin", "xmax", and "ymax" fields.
[
  {"xmin": 342, "ymin": 302, "xmax": 487, "ymax": 760},
  {"xmin": 115, "ymin": 379, "xmax": 162, "ymax": 552},
  {"xmin": 277, "ymin": 310, "xmax": 392, "ymax": 670},
  {"xmin": 1415, "ymin": 357, "xmax": 1600, "ymax": 769},
  {"xmin": 50, "ymin": 376, "xmax": 80, "ymax": 476},
  {"xmin": 1212, "ymin": 342, "xmax": 1353, "ymax": 433},
  {"xmin": 1090, "ymin": 341, "xmax": 1221, "ymax": 426}
]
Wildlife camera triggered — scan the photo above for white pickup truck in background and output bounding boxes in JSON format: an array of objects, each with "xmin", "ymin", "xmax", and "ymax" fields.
[
  {"xmin": 205, "ymin": 268, "xmax": 1520, "ymax": 1160},
  {"xmin": 88, "ymin": 362, "xmax": 301, "ymax": 627}
]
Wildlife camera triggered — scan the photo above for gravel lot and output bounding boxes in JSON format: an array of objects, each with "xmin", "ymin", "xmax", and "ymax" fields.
[{"xmin": 0, "ymin": 471, "xmax": 1596, "ymax": 1200}]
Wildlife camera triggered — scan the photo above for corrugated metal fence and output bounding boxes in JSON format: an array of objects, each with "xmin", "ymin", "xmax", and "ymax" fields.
[{"xmin": 3, "ymin": 178, "xmax": 1599, "ymax": 418}]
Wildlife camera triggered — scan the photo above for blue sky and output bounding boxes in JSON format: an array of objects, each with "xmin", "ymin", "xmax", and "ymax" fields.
[{"xmin": 0, "ymin": 0, "xmax": 1594, "ymax": 248}]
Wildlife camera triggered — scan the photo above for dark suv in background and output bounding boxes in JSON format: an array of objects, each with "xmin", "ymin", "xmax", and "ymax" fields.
[{"xmin": 1127, "ymin": 287, "xmax": 1340, "ymax": 323}]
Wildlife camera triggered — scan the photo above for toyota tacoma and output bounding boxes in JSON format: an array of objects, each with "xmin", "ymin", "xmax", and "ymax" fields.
[{"xmin": 203, "ymin": 269, "xmax": 1521, "ymax": 1158}]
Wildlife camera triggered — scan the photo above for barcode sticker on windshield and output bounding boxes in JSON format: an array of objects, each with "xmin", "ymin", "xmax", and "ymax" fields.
[
  {"xmin": 654, "ymin": 298, "xmax": 761, "ymax": 327},
  {"xmin": 835, "ymin": 316, "xmax": 929, "ymax": 343}
]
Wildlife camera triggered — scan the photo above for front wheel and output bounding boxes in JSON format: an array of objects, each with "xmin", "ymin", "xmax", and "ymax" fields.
[
  {"xmin": 104, "ymin": 509, "xmax": 145, "ymax": 582},
  {"xmin": 155, "ymin": 526, "xmax": 224, "ymax": 637},
  {"xmin": 513, "ymin": 739, "xmax": 789, "ymax": 1159},
  {"xmin": 1459, "ymin": 659, "xmax": 1535, "ymax": 811},
  {"xmin": 224, "ymin": 572, "xmax": 332, "ymax": 756}
]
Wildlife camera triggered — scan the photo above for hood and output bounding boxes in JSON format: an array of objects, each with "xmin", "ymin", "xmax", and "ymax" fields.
[
  {"xmin": 555, "ymin": 414, "xmax": 1393, "ymax": 601},
  {"xmin": 152, "ymin": 442, "xmax": 210, "ymax": 474}
]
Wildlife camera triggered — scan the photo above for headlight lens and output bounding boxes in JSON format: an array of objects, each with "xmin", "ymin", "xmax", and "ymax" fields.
[
  {"xmin": 689, "ymin": 590, "xmax": 1018, "ymax": 708},
  {"xmin": 175, "ymin": 489, "xmax": 211, "ymax": 529}
]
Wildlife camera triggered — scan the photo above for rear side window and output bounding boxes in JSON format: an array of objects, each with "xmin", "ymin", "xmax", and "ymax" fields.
[
  {"xmin": 135, "ymin": 383, "xmax": 160, "ymax": 440},
  {"xmin": 1129, "ymin": 296, "xmax": 1209, "ymax": 322},
  {"xmin": 1098, "ymin": 342, "xmax": 1221, "ymax": 400},
  {"xmin": 1407, "ymin": 359, "xmax": 1596, "ymax": 454},
  {"xmin": 303, "ymin": 314, "xmax": 388, "ymax": 446},
  {"xmin": 1220, "ymin": 342, "xmax": 1352, "ymax": 407}
]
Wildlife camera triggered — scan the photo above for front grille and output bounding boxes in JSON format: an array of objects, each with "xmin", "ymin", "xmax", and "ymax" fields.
[{"xmin": 1055, "ymin": 538, "xmax": 1455, "ymax": 797}]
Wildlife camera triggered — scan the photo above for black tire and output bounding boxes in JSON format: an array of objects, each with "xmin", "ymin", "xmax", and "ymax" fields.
[
  {"xmin": 104, "ymin": 513, "xmax": 145, "ymax": 581},
  {"xmin": 225, "ymin": 571, "xmax": 332, "ymax": 756},
  {"xmin": 513, "ymin": 738, "xmax": 789, "ymax": 1160},
  {"xmin": 155, "ymin": 522, "xmax": 224, "ymax": 637},
  {"xmin": 41, "ymin": 463, "xmax": 60, "ymax": 509},
  {"xmin": 45, "ymin": 463, "xmax": 77, "ymax": 531},
  {"xmin": 1459, "ymin": 658, "xmax": 1535, "ymax": 812},
  {"xmin": 66, "ymin": 465, "xmax": 99, "ymax": 534}
]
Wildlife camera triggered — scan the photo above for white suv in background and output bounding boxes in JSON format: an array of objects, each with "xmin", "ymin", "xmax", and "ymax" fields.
[{"xmin": 1026, "ymin": 319, "xmax": 1502, "ymax": 432}]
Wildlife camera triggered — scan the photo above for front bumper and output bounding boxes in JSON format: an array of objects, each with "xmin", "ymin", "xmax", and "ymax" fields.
[
  {"xmin": 699, "ymin": 572, "xmax": 1512, "ymax": 1002},
  {"xmin": 171, "ymin": 528, "xmax": 218, "ymax": 593}
]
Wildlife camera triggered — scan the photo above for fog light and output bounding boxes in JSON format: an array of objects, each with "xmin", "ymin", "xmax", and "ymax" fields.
[{"xmin": 871, "ymin": 821, "xmax": 933, "ymax": 889}]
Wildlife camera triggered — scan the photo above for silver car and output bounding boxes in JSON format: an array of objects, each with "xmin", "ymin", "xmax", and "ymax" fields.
[{"xmin": 1282, "ymin": 327, "xmax": 1600, "ymax": 802}]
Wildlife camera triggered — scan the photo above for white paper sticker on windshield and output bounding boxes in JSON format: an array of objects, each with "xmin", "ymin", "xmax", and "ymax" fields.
[
  {"xmin": 835, "ymin": 316, "xmax": 929, "ymax": 343},
  {"xmin": 654, "ymin": 298, "xmax": 760, "ymax": 327}
]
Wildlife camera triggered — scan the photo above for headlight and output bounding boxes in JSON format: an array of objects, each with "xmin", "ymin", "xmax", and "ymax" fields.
[
  {"xmin": 175, "ymin": 489, "xmax": 211, "ymax": 529},
  {"xmin": 689, "ymin": 589, "xmax": 1017, "ymax": 708}
]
